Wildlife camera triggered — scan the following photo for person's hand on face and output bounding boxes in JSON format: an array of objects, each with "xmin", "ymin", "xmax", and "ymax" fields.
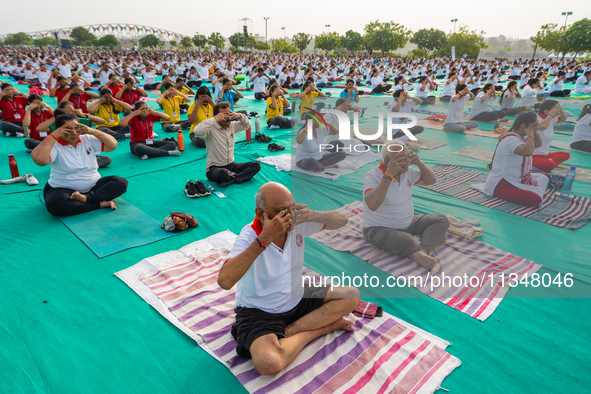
[
  {"xmin": 260, "ymin": 209, "xmax": 291, "ymax": 242},
  {"xmin": 409, "ymin": 151, "xmax": 421, "ymax": 166},
  {"xmin": 384, "ymin": 153, "xmax": 405, "ymax": 176}
]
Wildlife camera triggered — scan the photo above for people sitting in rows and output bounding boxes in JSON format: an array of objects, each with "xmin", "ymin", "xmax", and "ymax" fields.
[
  {"xmin": 390, "ymin": 90, "xmax": 424, "ymax": 140},
  {"xmin": 533, "ymin": 100, "xmax": 570, "ymax": 172},
  {"xmin": 87, "ymin": 88, "xmax": 133, "ymax": 140},
  {"xmin": 219, "ymin": 182, "xmax": 357, "ymax": 375},
  {"xmin": 340, "ymin": 80, "xmax": 360, "ymax": 104},
  {"xmin": 295, "ymin": 115, "xmax": 345, "ymax": 172},
  {"xmin": 193, "ymin": 102, "xmax": 260, "ymax": 187},
  {"xmin": 31, "ymin": 113, "xmax": 127, "ymax": 217},
  {"xmin": 266, "ymin": 86, "xmax": 291, "ymax": 130},
  {"xmin": 188, "ymin": 86, "xmax": 215, "ymax": 148},
  {"xmin": 139, "ymin": 65, "xmax": 159, "ymax": 90},
  {"xmin": 218, "ymin": 78, "xmax": 244, "ymax": 111},
  {"xmin": 63, "ymin": 82, "xmax": 99, "ymax": 114},
  {"xmin": 478, "ymin": 112, "xmax": 549, "ymax": 207},
  {"xmin": 571, "ymin": 104, "xmax": 591, "ymax": 153},
  {"xmin": 115, "ymin": 78, "xmax": 149, "ymax": 110},
  {"xmin": 443, "ymin": 84, "xmax": 478, "ymax": 133},
  {"xmin": 0, "ymin": 83, "xmax": 29, "ymax": 137},
  {"xmin": 185, "ymin": 67, "xmax": 203, "ymax": 88},
  {"xmin": 414, "ymin": 76, "xmax": 436, "ymax": 105},
  {"xmin": 469, "ymin": 83, "xmax": 506, "ymax": 122},
  {"xmin": 574, "ymin": 71, "xmax": 591, "ymax": 94},
  {"xmin": 548, "ymin": 71, "xmax": 571, "ymax": 97},
  {"xmin": 119, "ymin": 101, "xmax": 180, "ymax": 160},
  {"xmin": 156, "ymin": 82, "xmax": 191, "ymax": 132},
  {"xmin": 22, "ymin": 94, "xmax": 53, "ymax": 150},
  {"xmin": 363, "ymin": 140, "xmax": 446, "ymax": 270}
]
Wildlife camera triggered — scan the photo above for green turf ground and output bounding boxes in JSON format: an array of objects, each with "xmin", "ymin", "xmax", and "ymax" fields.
[{"xmin": 1, "ymin": 75, "xmax": 590, "ymax": 393}]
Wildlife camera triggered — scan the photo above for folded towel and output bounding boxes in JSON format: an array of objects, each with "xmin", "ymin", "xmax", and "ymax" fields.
[
  {"xmin": 353, "ymin": 300, "xmax": 378, "ymax": 319},
  {"xmin": 446, "ymin": 215, "xmax": 483, "ymax": 240}
]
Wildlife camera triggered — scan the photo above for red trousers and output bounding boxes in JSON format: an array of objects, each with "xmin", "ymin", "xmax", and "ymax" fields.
[
  {"xmin": 532, "ymin": 151, "xmax": 570, "ymax": 172},
  {"xmin": 493, "ymin": 178, "xmax": 543, "ymax": 207}
]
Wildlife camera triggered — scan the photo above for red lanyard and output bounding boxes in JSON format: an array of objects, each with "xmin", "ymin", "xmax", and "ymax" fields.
[
  {"xmin": 103, "ymin": 104, "xmax": 112, "ymax": 117},
  {"xmin": 165, "ymin": 97, "xmax": 177, "ymax": 113},
  {"xmin": 139, "ymin": 118, "xmax": 152, "ymax": 139},
  {"xmin": 6, "ymin": 98, "xmax": 18, "ymax": 113},
  {"xmin": 200, "ymin": 104, "xmax": 210, "ymax": 118},
  {"xmin": 33, "ymin": 111, "xmax": 47, "ymax": 125},
  {"xmin": 72, "ymin": 95, "xmax": 82, "ymax": 108}
]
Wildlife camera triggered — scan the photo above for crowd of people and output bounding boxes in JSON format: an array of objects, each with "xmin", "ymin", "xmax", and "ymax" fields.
[{"xmin": 1, "ymin": 46, "xmax": 590, "ymax": 376}]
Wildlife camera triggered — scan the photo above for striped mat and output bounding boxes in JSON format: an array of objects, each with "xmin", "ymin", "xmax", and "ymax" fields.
[
  {"xmin": 310, "ymin": 201, "xmax": 542, "ymax": 321},
  {"xmin": 122, "ymin": 233, "xmax": 461, "ymax": 393},
  {"xmin": 424, "ymin": 164, "xmax": 591, "ymax": 230}
]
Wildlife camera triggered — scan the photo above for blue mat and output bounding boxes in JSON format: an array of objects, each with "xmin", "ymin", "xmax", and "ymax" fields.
[{"xmin": 40, "ymin": 192, "xmax": 176, "ymax": 258}]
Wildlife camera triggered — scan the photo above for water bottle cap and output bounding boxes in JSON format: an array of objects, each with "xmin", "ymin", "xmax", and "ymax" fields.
[{"xmin": 571, "ymin": 166, "xmax": 576, "ymax": 170}]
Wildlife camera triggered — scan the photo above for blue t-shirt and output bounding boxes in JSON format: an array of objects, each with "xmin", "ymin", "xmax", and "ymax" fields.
[
  {"xmin": 340, "ymin": 89, "xmax": 357, "ymax": 103},
  {"xmin": 220, "ymin": 90, "xmax": 237, "ymax": 111}
]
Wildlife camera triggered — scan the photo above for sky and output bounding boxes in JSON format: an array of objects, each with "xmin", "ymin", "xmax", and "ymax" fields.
[{"xmin": 1, "ymin": 0, "xmax": 589, "ymax": 41}]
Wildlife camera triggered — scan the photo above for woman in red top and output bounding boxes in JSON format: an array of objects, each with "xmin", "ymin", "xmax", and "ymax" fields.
[
  {"xmin": 115, "ymin": 78, "xmax": 148, "ymax": 112},
  {"xmin": 119, "ymin": 101, "xmax": 179, "ymax": 160},
  {"xmin": 0, "ymin": 83, "xmax": 29, "ymax": 136},
  {"xmin": 62, "ymin": 82, "xmax": 99, "ymax": 114},
  {"xmin": 23, "ymin": 94, "xmax": 54, "ymax": 150}
]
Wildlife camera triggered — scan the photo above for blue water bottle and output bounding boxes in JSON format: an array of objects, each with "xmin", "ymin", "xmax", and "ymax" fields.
[{"xmin": 561, "ymin": 166, "xmax": 576, "ymax": 192}]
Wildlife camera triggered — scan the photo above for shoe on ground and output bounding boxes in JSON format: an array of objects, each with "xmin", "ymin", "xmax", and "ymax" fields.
[
  {"xmin": 141, "ymin": 155, "xmax": 148, "ymax": 160},
  {"xmin": 185, "ymin": 180, "xmax": 199, "ymax": 198},
  {"xmin": 255, "ymin": 133, "xmax": 272, "ymax": 143},
  {"xmin": 195, "ymin": 180, "xmax": 210, "ymax": 197},
  {"xmin": 269, "ymin": 125, "xmax": 280, "ymax": 130},
  {"xmin": 268, "ymin": 143, "xmax": 285, "ymax": 151},
  {"xmin": 16, "ymin": 132, "xmax": 25, "ymax": 138},
  {"xmin": 25, "ymin": 174, "xmax": 39, "ymax": 186}
]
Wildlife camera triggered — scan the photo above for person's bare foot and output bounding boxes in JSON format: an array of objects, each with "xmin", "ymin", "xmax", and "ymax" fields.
[
  {"xmin": 327, "ymin": 318, "xmax": 355, "ymax": 333},
  {"xmin": 408, "ymin": 250, "xmax": 438, "ymax": 270},
  {"xmin": 325, "ymin": 164, "xmax": 339, "ymax": 169},
  {"xmin": 99, "ymin": 201, "xmax": 117, "ymax": 210},
  {"xmin": 70, "ymin": 191, "xmax": 86, "ymax": 202}
]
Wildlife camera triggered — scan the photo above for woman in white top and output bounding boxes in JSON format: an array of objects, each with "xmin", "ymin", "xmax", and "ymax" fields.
[
  {"xmin": 520, "ymin": 78, "xmax": 541, "ymax": 108},
  {"xmin": 477, "ymin": 112, "xmax": 549, "ymax": 207},
  {"xmin": 469, "ymin": 83, "xmax": 506, "ymax": 121},
  {"xmin": 468, "ymin": 70, "xmax": 483, "ymax": 95},
  {"xmin": 31, "ymin": 113, "xmax": 127, "ymax": 217},
  {"xmin": 439, "ymin": 72, "xmax": 458, "ymax": 102},
  {"xmin": 316, "ymin": 67, "xmax": 333, "ymax": 88},
  {"xmin": 533, "ymin": 100, "xmax": 570, "ymax": 172},
  {"xmin": 443, "ymin": 84, "xmax": 478, "ymax": 133},
  {"xmin": 415, "ymin": 76, "xmax": 436, "ymax": 105},
  {"xmin": 370, "ymin": 70, "xmax": 392, "ymax": 94},
  {"xmin": 570, "ymin": 104, "xmax": 591, "ymax": 152},
  {"xmin": 548, "ymin": 71, "xmax": 571, "ymax": 97},
  {"xmin": 485, "ymin": 67, "xmax": 503, "ymax": 91},
  {"xmin": 295, "ymin": 122, "xmax": 345, "ymax": 171},
  {"xmin": 291, "ymin": 67, "xmax": 304, "ymax": 89},
  {"xmin": 499, "ymin": 80, "xmax": 530, "ymax": 115},
  {"xmin": 390, "ymin": 90, "xmax": 424, "ymax": 139},
  {"xmin": 518, "ymin": 68, "xmax": 531, "ymax": 89}
]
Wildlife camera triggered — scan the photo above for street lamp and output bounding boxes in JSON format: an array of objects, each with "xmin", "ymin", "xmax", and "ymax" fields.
[
  {"xmin": 264, "ymin": 17, "xmax": 269, "ymax": 54},
  {"xmin": 451, "ymin": 19, "xmax": 458, "ymax": 58},
  {"xmin": 281, "ymin": 27, "xmax": 285, "ymax": 39},
  {"xmin": 325, "ymin": 24, "xmax": 331, "ymax": 33},
  {"xmin": 558, "ymin": 11, "xmax": 572, "ymax": 60}
]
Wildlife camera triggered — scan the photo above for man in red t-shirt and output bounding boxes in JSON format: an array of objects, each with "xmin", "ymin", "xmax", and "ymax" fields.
[
  {"xmin": 105, "ymin": 74, "xmax": 123, "ymax": 96},
  {"xmin": 62, "ymin": 83, "xmax": 99, "ymax": 114},
  {"xmin": 0, "ymin": 82, "xmax": 29, "ymax": 136},
  {"xmin": 116, "ymin": 78, "xmax": 149, "ymax": 108},
  {"xmin": 50, "ymin": 76, "xmax": 70, "ymax": 104}
]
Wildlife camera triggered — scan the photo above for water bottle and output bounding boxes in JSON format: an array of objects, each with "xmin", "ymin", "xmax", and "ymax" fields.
[
  {"xmin": 291, "ymin": 99, "xmax": 296, "ymax": 114},
  {"xmin": 177, "ymin": 130, "xmax": 184, "ymax": 151},
  {"xmin": 255, "ymin": 116, "xmax": 260, "ymax": 134},
  {"xmin": 562, "ymin": 166, "xmax": 576, "ymax": 192},
  {"xmin": 246, "ymin": 125, "xmax": 252, "ymax": 142},
  {"xmin": 8, "ymin": 154, "xmax": 19, "ymax": 178}
]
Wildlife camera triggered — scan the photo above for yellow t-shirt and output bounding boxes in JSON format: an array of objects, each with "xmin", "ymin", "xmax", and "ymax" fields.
[
  {"xmin": 266, "ymin": 97, "xmax": 284, "ymax": 121},
  {"xmin": 299, "ymin": 92, "xmax": 319, "ymax": 116},
  {"xmin": 162, "ymin": 95, "xmax": 184, "ymax": 123},
  {"xmin": 188, "ymin": 102, "xmax": 214, "ymax": 133},
  {"xmin": 178, "ymin": 87, "xmax": 191, "ymax": 96},
  {"xmin": 95, "ymin": 103, "xmax": 123, "ymax": 127}
]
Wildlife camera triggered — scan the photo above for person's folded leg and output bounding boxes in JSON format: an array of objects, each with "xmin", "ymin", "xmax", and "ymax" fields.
[
  {"xmin": 225, "ymin": 162, "xmax": 261, "ymax": 183},
  {"xmin": 405, "ymin": 214, "xmax": 449, "ymax": 254},
  {"xmin": 439, "ymin": 96, "xmax": 452, "ymax": 102},
  {"xmin": 24, "ymin": 138, "xmax": 41, "ymax": 149},
  {"xmin": 43, "ymin": 183, "xmax": 100, "ymax": 217},
  {"xmin": 97, "ymin": 126, "xmax": 126, "ymax": 140},
  {"xmin": 207, "ymin": 166, "xmax": 234, "ymax": 183},
  {"xmin": 297, "ymin": 158, "xmax": 324, "ymax": 171},
  {"xmin": 493, "ymin": 178, "xmax": 542, "ymax": 206},
  {"xmin": 318, "ymin": 151, "xmax": 346, "ymax": 167},
  {"xmin": 162, "ymin": 123, "xmax": 179, "ymax": 133},
  {"xmin": 190, "ymin": 133, "xmax": 206, "ymax": 148},
  {"xmin": 96, "ymin": 156, "xmax": 112, "ymax": 168},
  {"xmin": 131, "ymin": 141, "xmax": 176, "ymax": 158},
  {"xmin": 1, "ymin": 121, "xmax": 24, "ymax": 136},
  {"xmin": 570, "ymin": 140, "xmax": 591, "ymax": 153},
  {"xmin": 547, "ymin": 151, "xmax": 570, "ymax": 166},
  {"xmin": 84, "ymin": 176, "xmax": 128, "ymax": 203},
  {"xmin": 443, "ymin": 123, "xmax": 467, "ymax": 133},
  {"xmin": 267, "ymin": 116, "xmax": 291, "ymax": 129},
  {"xmin": 363, "ymin": 226, "xmax": 421, "ymax": 256},
  {"xmin": 472, "ymin": 111, "xmax": 501, "ymax": 121}
]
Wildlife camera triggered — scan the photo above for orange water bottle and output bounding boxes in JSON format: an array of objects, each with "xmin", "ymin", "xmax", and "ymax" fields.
[
  {"xmin": 8, "ymin": 154, "xmax": 19, "ymax": 178},
  {"xmin": 177, "ymin": 130, "xmax": 184, "ymax": 151}
]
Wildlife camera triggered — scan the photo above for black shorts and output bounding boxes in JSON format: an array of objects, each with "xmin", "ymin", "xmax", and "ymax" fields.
[{"xmin": 231, "ymin": 285, "xmax": 329, "ymax": 359}]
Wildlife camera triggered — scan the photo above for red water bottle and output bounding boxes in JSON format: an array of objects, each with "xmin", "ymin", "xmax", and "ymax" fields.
[
  {"xmin": 8, "ymin": 154, "xmax": 19, "ymax": 178},
  {"xmin": 246, "ymin": 126, "xmax": 252, "ymax": 142}
]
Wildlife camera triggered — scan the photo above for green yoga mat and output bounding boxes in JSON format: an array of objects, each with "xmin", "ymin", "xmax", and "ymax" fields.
[{"xmin": 39, "ymin": 192, "xmax": 176, "ymax": 258}]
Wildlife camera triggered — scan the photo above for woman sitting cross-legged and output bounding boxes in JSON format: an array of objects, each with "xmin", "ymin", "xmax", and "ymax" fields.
[
  {"xmin": 119, "ymin": 101, "xmax": 180, "ymax": 160},
  {"xmin": 31, "ymin": 113, "xmax": 128, "ymax": 217},
  {"xmin": 469, "ymin": 83, "xmax": 506, "ymax": 122},
  {"xmin": 87, "ymin": 88, "xmax": 133, "ymax": 140},
  {"xmin": 266, "ymin": 85, "xmax": 291, "ymax": 129},
  {"xmin": 533, "ymin": 100, "xmax": 570, "ymax": 172},
  {"xmin": 156, "ymin": 82, "xmax": 192, "ymax": 132},
  {"xmin": 295, "ymin": 120, "xmax": 345, "ymax": 172},
  {"xmin": 476, "ymin": 112, "xmax": 549, "ymax": 207},
  {"xmin": 363, "ymin": 141, "xmax": 448, "ymax": 270},
  {"xmin": 570, "ymin": 104, "xmax": 591, "ymax": 153}
]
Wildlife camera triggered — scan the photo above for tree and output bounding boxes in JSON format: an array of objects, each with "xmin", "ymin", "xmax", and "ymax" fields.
[
  {"xmin": 410, "ymin": 28, "xmax": 447, "ymax": 55},
  {"xmin": 255, "ymin": 40, "xmax": 269, "ymax": 51},
  {"xmin": 441, "ymin": 25, "xmax": 488, "ymax": 58},
  {"xmin": 33, "ymin": 37, "xmax": 60, "ymax": 47},
  {"xmin": 292, "ymin": 32, "xmax": 312, "ymax": 53},
  {"xmin": 563, "ymin": 18, "xmax": 591, "ymax": 59},
  {"xmin": 4, "ymin": 32, "xmax": 33, "ymax": 46},
  {"xmin": 364, "ymin": 20, "xmax": 411, "ymax": 54},
  {"xmin": 207, "ymin": 32, "xmax": 225, "ymax": 51},
  {"xmin": 69, "ymin": 27, "xmax": 95, "ymax": 45},
  {"xmin": 170, "ymin": 40, "xmax": 178, "ymax": 50},
  {"xmin": 340, "ymin": 30, "xmax": 364, "ymax": 54},
  {"xmin": 180, "ymin": 36, "xmax": 193, "ymax": 50},
  {"xmin": 272, "ymin": 38, "xmax": 298, "ymax": 53},
  {"xmin": 139, "ymin": 34, "xmax": 162, "ymax": 49},
  {"xmin": 315, "ymin": 32, "xmax": 341, "ymax": 54},
  {"xmin": 192, "ymin": 34, "xmax": 207, "ymax": 50},
  {"xmin": 98, "ymin": 35, "xmax": 118, "ymax": 48}
]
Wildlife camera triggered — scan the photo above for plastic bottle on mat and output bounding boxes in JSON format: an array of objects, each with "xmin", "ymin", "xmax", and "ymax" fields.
[
  {"xmin": 177, "ymin": 130, "xmax": 184, "ymax": 151},
  {"xmin": 562, "ymin": 166, "xmax": 576, "ymax": 192},
  {"xmin": 291, "ymin": 99, "xmax": 296, "ymax": 114},
  {"xmin": 255, "ymin": 116, "xmax": 260, "ymax": 134},
  {"xmin": 246, "ymin": 125, "xmax": 252, "ymax": 142},
  {"xmin": 8, "ymin": 154, "xmax": 19, "ymax": 178}
]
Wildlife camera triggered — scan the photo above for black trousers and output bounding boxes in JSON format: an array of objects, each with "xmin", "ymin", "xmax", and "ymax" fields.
[
  {"xmin": 206, "ymin": 162, "xmax": 261, "ymax": 184},
  {"xmin": 254, "ymin": 92, "xmax": 266, "ymax": 100},
  {"xmin": 130, "ymin": 140, "xmax": 176, "ymax": 157},
  {"xmin": 143, "ymin": 83, "xmax": 158, "ymax": 90},
  {"xmin": 98, "ymin": 125, "xmax": 129, "ymax": 140},
  {"xmin": 371, "ymin": 84, "xmax": 392, "ymax": 94},
  {"xmin": 189, "ymin": 133, "xmax": 206, "ymax": 148},
  {"xmin": 439, "ymin": 96, "xmax": 452, "ymax": 102},
  {"xmin": 571, "ymin": 140, "xmax": 591, "ymax": 153},
  {"xmin": 43, "ymin": 176, "xmax": 128, "ymax": 217},
  {"xmin": 549, "ymin": 90, "xmax": 571, "ymax": 97},
  {"xmin": 187, "ymin": 80, "xmax": 203, "ymax": 88}
]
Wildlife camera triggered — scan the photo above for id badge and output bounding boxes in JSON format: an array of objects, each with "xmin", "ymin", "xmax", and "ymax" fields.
[
  {"xmin": 172, "ymin": 112, "xmax": 178, "ymax": 118},
  {"xmin": 40, "ymin": 132, "xmax": 48, "ymax": 138},
  {"xmin": 108, "ymin": 117, "xmax": 114, "ymax": 123},
  {"xmin": 14, "ymin": 113, "xmax": 21, "ymax": 119},
  {"xmin": 146, "ymin": 139, "xmax": 154, "ymax": 145}
]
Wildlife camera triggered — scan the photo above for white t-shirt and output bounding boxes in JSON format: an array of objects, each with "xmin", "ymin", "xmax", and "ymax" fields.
[
  {"xmin": 37, "ymin": 70, "xmax": 52, "ymax": 83},
  {"xmin": 80, "ymin": 69, "xmax": 95, "ymax": 82},
  {"xmin": 415, "ymin": 82, "xmax": 431, "ymax": 98},
  {"xmin": 57, "ymin": 64, "xmax": 72, "ymax": 78},
  {"xmin": 445, "ymin": 94, "xmax": 470, "ymax": 124},
  {"xmin": 225, "ymin": 218, "xmax": 324, "ymax": 313},
  {"xmin": 141, "ymin": 70, "xmax": 156, "ymax": 85},
  {"xmin": 469, "ymin": 92, "xmax": 495, "ymax": 119},
  {"xmin": 363, "ymin": 164, "xmax": 422, "ymax": 230},
  {"xmin": 548, "ymin": 78, "xmax": 564, "ymax": 93},
  {"xmin": 440, "ymin": 80, "xmax": 457, "ymax": 97},
  {"xmin": 572, "ymin": 114, "xmax": 591, "ymax": 144},
  {"xmin": 252, "ymin": 75, "xmax": 269, "ymax": 94},
  {"xmin": 534, "ymin": 115, "xmax": 559, "ymax": 156},
  {"xmin": 575, "ymin": 76, "xmax": 591, "ymax": 93},
  {"xmin": 295, "ymin": 125, "xmax": 330, "ymax": 163},
  {"xmin": 520, "ymin": 86, "xmax": 538, "ymax": 107},
  {"xmin": 48, "ymin": 135, "xmax": 103, "ymax": 193}
]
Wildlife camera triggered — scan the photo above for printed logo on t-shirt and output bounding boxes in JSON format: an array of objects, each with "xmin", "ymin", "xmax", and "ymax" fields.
[
  {"xmin": 407, "ymin": 180, "xmax": 411, "ymax": 188},
  {"xmin": 86, "ymin": 147, "xmax": 92, "ymax": 155},
  {"xmin": 296, "ymin": 234, "xmax": 303, "ymax": 247}
]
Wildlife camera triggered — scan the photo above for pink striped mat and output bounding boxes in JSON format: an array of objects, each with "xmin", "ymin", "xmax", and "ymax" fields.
[
  {"xmin": 310, "ymin": 202, "xmax": 542, "ymax": 321},
  {"xmin": 116, "ymin": 232, "xmax": 461, "ymax": 393}
]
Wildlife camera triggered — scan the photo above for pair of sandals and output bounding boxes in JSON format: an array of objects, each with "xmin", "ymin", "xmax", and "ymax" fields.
[{"xmin": 254, "ymin": 133, "xmax": 272, "ymax": 143}]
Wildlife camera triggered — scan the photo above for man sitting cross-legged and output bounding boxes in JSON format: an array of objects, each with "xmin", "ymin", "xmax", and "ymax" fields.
[
  {"xmin": 363, "ymin": 141, "xmax": 449, "ymax": 270},
  {"xmin": 218, "ymin": 182, "xmax": 360, "ymax": 376}
]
